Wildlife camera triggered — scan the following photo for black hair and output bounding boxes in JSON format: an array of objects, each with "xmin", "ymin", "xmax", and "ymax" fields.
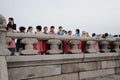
[
  {"xmin": 59, "ymin": 26, "xmax": 62, "ymax": 29},
  {"xmin": 76, "ymin": 29, "xmax": 80, "ymax": 33},
  {"xmin": 27, "ymin": 26, "xmax": 33, "ymax": 32},
  {"xmin": 6, "ymin": 25, "xmax": 12, "ymax": 30},
  {"xmin": 50, "ymin": 26, "xmax": 55, "ymax": 29},
  {"xmin": 9, "ymin": 17, "xmax": 14, "ymax": 21},
  {"xmin": 105, "ymin": 33, "xmax": 108, "ymax": 37},
  {"xmin": 36, "ymin": 25, "xmax": 42, "ymax": 31},
  {"xmin": 92, "ymin": 33, "xmax": 96, "ymax": 37},
  {"xmin": 19, "ymin": 26, "xmax": 26, "ymax": 32},
  {"xmin": 68, "ymin": 30, "xmax": 72, "ymax": 33},
  {"xmin": 44, "ymin": 26, "xmax": 47, "ymax": 30}
]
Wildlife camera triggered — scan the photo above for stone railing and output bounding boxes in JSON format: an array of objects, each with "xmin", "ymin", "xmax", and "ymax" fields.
[
  {"xmin": 0, "ymin": 14, "xmax": 119, "ymax": 55},
  {"xmin": 6, "ymin": 32, "xmax": 120, "ymax": 55},
  {"xmin": 0, "ymin": 14, "xmax": 120, "ymax": 80}
]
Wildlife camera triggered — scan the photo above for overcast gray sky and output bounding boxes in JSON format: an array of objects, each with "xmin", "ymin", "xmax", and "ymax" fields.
[{"xmin": 0, "ymin": 0, "xmax": 120, "ymax": 35}]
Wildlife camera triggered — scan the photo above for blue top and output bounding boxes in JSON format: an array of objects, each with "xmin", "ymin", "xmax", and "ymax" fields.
[
  {"xmin": 43, "ymin": 32, "xmax": 48, "ymax": 34},
  {"xmin": 57, "ymin": 31, "xmax": 64, "ymax": 35},
  {"xmin": 74, "ymin": 33, "xmax": 80, "ymax": 37}
]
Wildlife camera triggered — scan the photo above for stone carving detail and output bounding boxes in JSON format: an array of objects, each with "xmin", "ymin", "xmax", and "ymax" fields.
[
  {"xmin": 86, "ymin": 40, "xmax": 97, "ymax": 53},
  {"xmin": 100, "ymin": 40, "xmax": 110, "ymax": 53},
  {"xmin": 0, "ymin": 14, "xmax": 11, "ymax": 55},
  {"xmin": 47, "ymin": 39, "xmax": 63, "ymax": 54},
  {"xmin": 21, "ymin": 38, "xmax": 38, "ymax": 55},
  {"xmin": 0, "ymin": 14, "xmax": 6, "ymax": 26},
  {"xmin": 68, "ymin": 40, "xmax": 81, "ymax": 54},
  {"xmin": 113, "ymin": 38, "xmax": 120, "ymax": 52}
]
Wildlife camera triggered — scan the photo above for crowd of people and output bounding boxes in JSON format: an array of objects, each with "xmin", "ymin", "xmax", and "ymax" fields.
[{"xmin": 6, "ymin": 17, "xmax": 120, "ymax": 55}]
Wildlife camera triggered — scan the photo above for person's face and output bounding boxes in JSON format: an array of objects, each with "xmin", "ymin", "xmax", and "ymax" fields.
[
  {"xmin": 44, "ymin": 27, "xmax": 48, "ymax": 32},
  {"xmin": 9, "ymin": 19, "xmax": 14, "ymax": 23},
  {"xmin": 36, "ymin": 28, "xmax": 39, "ymax": 32},
  {"xmin": 76, "ymin": 30, "xmax": 78, "ymax": 33},
  {"xmin": 68, "ymin": 31, "xmax": 72, "ymax": 35},
  {"xmin": 82, "ymin": 31, "xmax": 86, "ymax": 35},
  {"xmin": 51, "ymin": 28, "xmax": 54, "ymax": 31},
  {"xmin": 22, "ymin": 30, "xmax": 25, "ymax": 33},
  {"xmin": 8, "ymin": 27, "xmax": 12, "ymax": 32},
  {"xmin": 30, "ymin": 28, "xmax": 33, "ymax": 32},
  {"xmin": 59, "ymin": 27, "xmax": 62, "ymax": 31}
]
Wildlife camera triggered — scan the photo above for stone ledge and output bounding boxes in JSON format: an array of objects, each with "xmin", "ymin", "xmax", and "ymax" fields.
[
  {"xmin": 79, "ymin": 62, "xmax": 101, "ymax": 71},
  {"xmin": 0, "ymin": 56, "xmax": 8, "ymax": 80},
  {"xmin": 8, "ymin": 65, "xmax": 61, "ymax": 80},
  {"xmin": 83, "ymin": 53, "xmax": 119, "ymax": 62},
  {"xmin": 6, "ymin": 54, "xmax": 84, "ymax": 67},
  {"xmin": 79, "ymin": 68, "xmax": 115, "ymax": 79},
  {"xmin": 115, "ymin": 67, "xmax": 120, "ymax": 74},
  {"xmin": 6, "ymin": 54, "xmax": 84, "ymax": 62},
  {"xmin": 101, "ymin": 60, "xmax": 117, "ymax": 69},
  {"xmin": 116, "ymin": 60, "xmax": 120, "ymax": 67},
  {"xmin": 27, "ymin": 73, "xmax": 79, "ymax": 80}
]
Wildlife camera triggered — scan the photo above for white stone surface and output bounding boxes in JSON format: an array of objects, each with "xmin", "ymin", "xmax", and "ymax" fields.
[
  {"xmin": 47, "ymin": 39, "xmax": 63, "ymax": 54},
  {"xmin": 8, "ymin": 65, "xmax": 61, "ymax": 80},
  {"xmin": 116, "ymin": 68, "xmax": 120, "ymax": 74},
  {"xmin": 86, "ymin": 40, "xmax": 97, "ymax": 53},
  {"xmin": 21, "ymin": 38, "xmax": 38, "ymax": 55},
  {"xmin": 0, "ymin": 56, "xmax": 8, "ymax": 80},
  {"xmin": 62, "ymin": 63, "xmax": 79, "ymax": 73},
  {"xmin": 84, "ymin": 53, "xmax": 119, "ymax": 62},
  {"xmin": 6, "ymin": 54, "xmax": 84, "ymax": 62},
  {"xmin": 79, "ymin": 68, "xmax": 115, "ymax": 79},
  {"xmin": 101, "ymin": 60, "xmax": 116, "ymax": 69},
  {"xmin": 79, "ymin": 62, "xmax": 101, "ymax": 71},
  {"xmin": 27, "ymin": 73, "xmax": 79, "ymax": 80},
  {"xmin": 116, "ymin": 60, "xmax": 120, "ymax": 67}
]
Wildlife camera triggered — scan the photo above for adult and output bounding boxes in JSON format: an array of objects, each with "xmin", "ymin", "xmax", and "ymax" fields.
[
  {"xmin": 57, "ymin": 26, "xmax": 64, "ymax": 35},
  {"xmin": 7, "ymin": 17, "xmax": 16, "ymax": 31},
  {"xmin": 16, "ymin": 26, "xmax": 26, "ymax": 53}
]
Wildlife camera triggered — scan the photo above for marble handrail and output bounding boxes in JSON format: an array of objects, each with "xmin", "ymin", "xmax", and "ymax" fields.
[{"xmin": 6, "ymin": 32, "xmax": 120, "ymax": 54}]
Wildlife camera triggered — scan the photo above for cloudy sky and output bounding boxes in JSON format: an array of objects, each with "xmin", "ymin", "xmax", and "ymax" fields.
[{"xmin": 0, "ymin": 0, "xmax": 120, "ymax": 35}]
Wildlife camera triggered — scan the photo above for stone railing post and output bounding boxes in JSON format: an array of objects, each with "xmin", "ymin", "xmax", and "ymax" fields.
[
  {"xmin": 113, "ymin": 38, "xmax": 120, "ymax": 52},
  {"xmin": 21, "ymin": 38, "xmax": 38, "ymax": 55},
  {"xmin": 100, "ymin": 40, "xmax": 110, "ymax": 53},
  {"xmin": 86, "ymin": 40, "xmax": 97, "ymax": 53},
  {"xmin": 68, "ymin": 40, "xmax": 81, "ymax": 54},
  {"xmin": 47, "ymin": 39, "xmax": 62, "ymax": 54},
  {"xmin": 0, "ymin": 15, "xmax": 11, "ymax": 55},
  {"xmin": 0, "ymin": 14, "xmax": 9, "ymax": 80}
]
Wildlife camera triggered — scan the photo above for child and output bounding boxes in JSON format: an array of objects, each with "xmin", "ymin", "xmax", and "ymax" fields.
[
  {"xmin": 57, "ymin": 26, "xmax": 64, "ymax": 35},
  {"xmin": 42, "ymin": 26, "xmax": 48, "ymax": 54},
  {"xmin": 16, "ymin": 26, "xmax": 26, "ymax": 53},
  {"xmin": 92, "ymin": 33, "xmax": 99, "ymax": 53},
  {"xmin": 63, "ymin": 30, "xmax": 72, "ymax": 54},
  {"xmin": 74, "ymin": 29, "xmax": 80, "ymax": 37},
  {"xmin": 34, "ymin": 25, "xmax": 44, "ymax": 54},
  {"xmin": 48, "ymin": 26, "xmax": 56, "ymax": 35},
  {"xmin": 27, "ymin": 26, "xmax": 33, "ymax": 34},
  {"xmin": 74, "ymin": 29, "xmax": 81, "ymax": 50},
  {"xmin": 43, "ymin": 26, "xmax": 48, "ymax": 34},
  {"xmin": 7, "ymin": 26, "xmax": 16, "ymax": 55}
]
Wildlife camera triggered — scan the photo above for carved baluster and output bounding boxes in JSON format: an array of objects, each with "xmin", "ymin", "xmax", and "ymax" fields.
[
  {"xmin": 100, "ymin": 40, "xmax": 110, "ymax": 53},
  {"xmin": 47, "ymin": 39, "xmax": 62, "ymax": 54},
  {"xmin": 0, "ymin": 14, "xmax": 11, "ymax": 55},
  {"xmin": 68, "ymin": 40, "xmax": 81, "ymax": 54},
  {"xmin": 113, "ymin": 38, "xmax": 120, "ymax": 52},
  {"xmin": 86, "ymin": 40, "xmax": 97, "ymax": 53},
  {"xmin": 21, "ymin": 38, "xmax": 38, "ymax": 55}
]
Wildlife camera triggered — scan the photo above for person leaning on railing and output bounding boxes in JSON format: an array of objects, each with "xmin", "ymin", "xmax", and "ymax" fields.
[
  {"xmin": 16, "ymin": 26, "xmax": 26, "ymax": 53},
  {"xmin": 7, "ymin": 25, "xmax": 16, "ymax": 55}
]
